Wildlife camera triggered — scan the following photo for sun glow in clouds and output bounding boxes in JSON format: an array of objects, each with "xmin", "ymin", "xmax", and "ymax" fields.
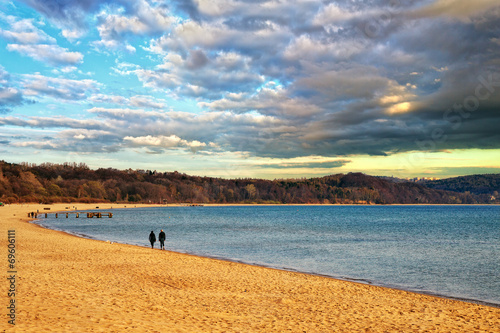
[{"xmin": 387, "ymin": 102, "xmax": 412, "ymax": 114}]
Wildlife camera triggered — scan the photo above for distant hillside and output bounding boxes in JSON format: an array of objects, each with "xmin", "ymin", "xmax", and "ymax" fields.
[
  {"xmin": 0, "ymin": 161, "xmax": 496, "ymax": 205},
  {"xmin": 422, "ymin": 174, "xmax": 500, "ymax": 197}
]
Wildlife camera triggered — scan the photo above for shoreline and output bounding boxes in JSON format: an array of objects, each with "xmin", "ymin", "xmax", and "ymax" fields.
[
  {"xmin": 2, "ymin": 203, "xmax": 500, "ymax": 331},
  {"xmin": 28, "ymin": 203, "xmax": 500, "ymax": 309},
  {"xmin": 28, "ymin": 205, "xmax": 500, "ymax": 309}
]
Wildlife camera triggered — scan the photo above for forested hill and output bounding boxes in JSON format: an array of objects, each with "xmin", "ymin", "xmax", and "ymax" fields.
[
  {"xmin": 422, "ymin": 174, "xmax": 500, "ymax": 196},
  {"xmin": 0, "ymin": 161, "xmax": 497, "ymax": 205}
]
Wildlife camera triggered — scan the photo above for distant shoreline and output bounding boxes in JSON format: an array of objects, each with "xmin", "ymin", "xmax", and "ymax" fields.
[
  {"xmin": 2, "ymin": 162, "xmax": 497, "ymax": 206},
  {"xmin": 13, "ymin": 201, "xmax": 499, "ymax": 209}
]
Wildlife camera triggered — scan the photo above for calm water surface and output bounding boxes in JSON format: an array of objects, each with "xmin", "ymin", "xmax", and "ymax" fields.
[{"xmin": 35, "ymin": 205, "xmax": 500, "ymax": 306}]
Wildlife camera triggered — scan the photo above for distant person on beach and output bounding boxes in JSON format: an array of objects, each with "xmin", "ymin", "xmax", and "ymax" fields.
[
  {"xmin": 159, "ymin": 229, "xmax": 166, "ymax": 250},
  {"xmin": 149, "ymin": 231, "xmax": 156, "ymax": 248}
]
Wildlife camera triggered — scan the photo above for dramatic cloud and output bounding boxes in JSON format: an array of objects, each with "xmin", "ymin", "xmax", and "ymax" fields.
[
  {"xmin": 1, "ymin": 0, "xmax": 499, "ymax": 178},
  {"xmin": 0, "ymin": 106, "xmax": 287, "ymax": 156}
]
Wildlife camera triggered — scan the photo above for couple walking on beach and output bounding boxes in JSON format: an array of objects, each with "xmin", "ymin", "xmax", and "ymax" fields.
[{"xmin": 149, "ymin": 230, "xmax": 166, "ymax": 250}]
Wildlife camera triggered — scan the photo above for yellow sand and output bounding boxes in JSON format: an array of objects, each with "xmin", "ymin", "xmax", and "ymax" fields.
[{"xmin": 1, "ymin": 203, "xmax": 499, "ymax": 332}]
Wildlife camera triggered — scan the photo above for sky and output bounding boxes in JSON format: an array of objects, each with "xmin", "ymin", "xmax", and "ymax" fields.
[{"xmin": 0, "ymin": 0, "xmax": 499, "ymax": 180}]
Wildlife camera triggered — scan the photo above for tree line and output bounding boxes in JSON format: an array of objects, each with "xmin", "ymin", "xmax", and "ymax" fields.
[
  {"xmin": 423, "ymin": 174, "xmax": 500, "ymax": 196},
  {"xmin": 0, "ymin": 161, "xmax": 496, "ymax": 205}
]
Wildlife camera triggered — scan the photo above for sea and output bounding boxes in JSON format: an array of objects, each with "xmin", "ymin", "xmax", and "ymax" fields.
[{"xmin": 34, "ymin": 205, "xmax": 500, "ymax": 307}]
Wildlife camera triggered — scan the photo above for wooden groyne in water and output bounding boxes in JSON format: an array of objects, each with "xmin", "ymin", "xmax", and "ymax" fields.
[{"xmin": 29, "ymin": 212, "xmax": 113, "ymax": 218}]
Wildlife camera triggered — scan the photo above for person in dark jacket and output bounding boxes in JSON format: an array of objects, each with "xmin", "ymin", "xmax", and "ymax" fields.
[
  {"xmin": 159, "ymin": 229, "xmax": 166, "ymax": 250},
  {"xmin": 149, "ymin": 231, "xmax": 156, "ymax": 248}
]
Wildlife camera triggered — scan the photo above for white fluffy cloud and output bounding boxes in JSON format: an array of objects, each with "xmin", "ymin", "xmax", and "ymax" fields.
[
  {"xmin": 89, "ymin": 94, "xmax": 166, "ymax": 109},
  {"xmin": 0, "ymin": 14, "xmax": 83, "ymax": 66},
  {"xmin": 123, "ymin": 135, "xmax": 211, "ymax": 153},
  {"xmin": 133, "ymin": 50, "xmax": 266, "ymax": 99},
  {"xmin": 0, "ymin": 16, "xmax": 56, "ymax": 44},
  {"xmin": 93, "ymin": 0, "xmax": 176, "ymax": 52},
  {"xmin": 129, "ymin": 95, "xmax": 166, "ymax": 109},
  {"xmin": 7, "ymin": 44, "xmax": 83, "ymax": 66},
  {"xmin": 22, "ymin": 74, "xmax": 99, "ymax": 100}
]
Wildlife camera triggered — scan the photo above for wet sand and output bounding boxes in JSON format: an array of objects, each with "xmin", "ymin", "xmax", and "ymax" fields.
[{"xmin": 1, "ymin": 203, "xmax": 499, "ymax": 332}]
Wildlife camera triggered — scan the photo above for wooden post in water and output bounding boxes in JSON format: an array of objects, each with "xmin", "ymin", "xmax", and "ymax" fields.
[
  {"xmin": 55, "ymin": 213, "xmax": 58, "ymax": 218},
  {"xmin": 76, "ymin": 213, "xmax": 79, "ymax": 218},
  {"xmin": 66, "ymin": 213, "xmax": 69, "ymax": 218}
]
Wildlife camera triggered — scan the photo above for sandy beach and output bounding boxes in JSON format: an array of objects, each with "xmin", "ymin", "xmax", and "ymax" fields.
[{"xmin": 1, "ymin": 203, "xmax": 499, "ymax": 332}]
